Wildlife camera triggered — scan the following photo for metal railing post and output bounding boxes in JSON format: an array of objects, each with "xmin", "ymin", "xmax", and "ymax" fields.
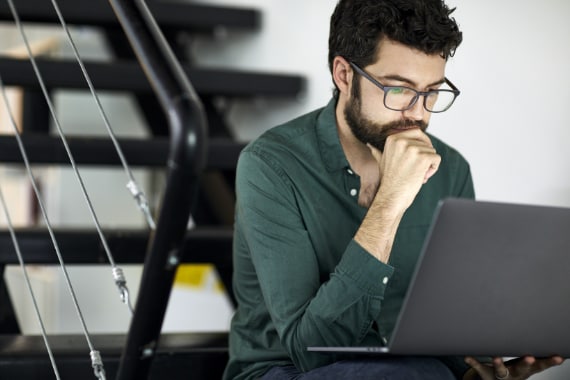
[{"xmin": 107, "ymin": 1, "xmax": 208, "ymax": 379}]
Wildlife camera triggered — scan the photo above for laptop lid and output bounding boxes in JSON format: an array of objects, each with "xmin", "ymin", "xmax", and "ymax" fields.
[{"xmin": 388, "ymin": 198, "xmax": 570, "ymax": 357}]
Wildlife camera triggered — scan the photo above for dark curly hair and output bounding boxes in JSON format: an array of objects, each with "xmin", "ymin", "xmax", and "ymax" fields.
[{"xmin": 329, "ymin": 0, "xmax": 462, "ymax": 96}]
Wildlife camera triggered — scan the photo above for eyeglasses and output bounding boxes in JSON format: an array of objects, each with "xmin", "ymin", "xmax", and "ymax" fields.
[{"xmin": 349, "ymin": 62, "xmax": 460, "ymax": 113}]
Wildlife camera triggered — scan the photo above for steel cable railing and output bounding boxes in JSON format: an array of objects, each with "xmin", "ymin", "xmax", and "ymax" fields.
[
  {"xmin": 1, "ymin": 0, "xmax": 207, "ymax": 378},
  {"xmin": 107, "ymin": 1, "xmax": 208, "ymax": 379}
]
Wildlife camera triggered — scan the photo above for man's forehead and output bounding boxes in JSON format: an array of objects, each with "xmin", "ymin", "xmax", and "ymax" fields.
[{"xmin": 372, "ymin": 38, "xmax": 447, "ymax": 84}]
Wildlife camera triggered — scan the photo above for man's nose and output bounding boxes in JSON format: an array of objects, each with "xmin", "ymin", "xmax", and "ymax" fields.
[{"xmin": 402, "ymin": 97, "xmax": 426, "ymax": 121}]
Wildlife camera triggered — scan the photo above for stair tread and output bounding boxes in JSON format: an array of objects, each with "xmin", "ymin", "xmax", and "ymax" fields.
[
  {"xmin": 0, "ymin": 332, "xmax": 228, "ymax": 380},
  {"xmin": 0, "ymin": 57, "xmax": 304, "ymax": 96},
  {"xmin": 0, "ymin": 0, "xmax": 259, "ymax": 31},
  {"xmin": 0, "ymin": 134, "xmax": 245, "ymax": 168},
  {"xmin": 0, "ymin": 226, "xmax": 233, "ymax": 265},
  {"xmin": 0, "ymin": 332, "xmax": 228, "ymax": 356}
]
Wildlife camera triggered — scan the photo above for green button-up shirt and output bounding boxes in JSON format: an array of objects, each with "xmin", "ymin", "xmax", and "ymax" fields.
[{"xmin": 224, "ymin": 98, "xmax": 475, "ymax": 380}]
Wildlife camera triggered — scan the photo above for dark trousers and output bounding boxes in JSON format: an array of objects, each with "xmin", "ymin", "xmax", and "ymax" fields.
[{"xmin": 260, "ymin": 357, "xmax": 456, "ymax": 380}]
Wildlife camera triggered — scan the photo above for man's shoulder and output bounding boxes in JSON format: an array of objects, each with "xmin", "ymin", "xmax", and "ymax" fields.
[{"xmin": 243, "ymin": 106, "xmax": 325, "ymax": 156}]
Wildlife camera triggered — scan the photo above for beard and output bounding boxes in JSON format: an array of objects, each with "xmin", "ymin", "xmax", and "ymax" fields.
[{"xmin": 344, "ymin": 87, "xmax": 429, "ymax": 151}]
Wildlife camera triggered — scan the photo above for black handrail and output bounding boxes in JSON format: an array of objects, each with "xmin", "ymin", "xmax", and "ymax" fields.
[{"xmin": 107, "ymin": 1, "xmax": 208, "ymax": 379}]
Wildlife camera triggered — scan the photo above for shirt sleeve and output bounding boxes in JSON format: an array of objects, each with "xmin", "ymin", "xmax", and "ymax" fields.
[{"xmin": 236, "ymin": 146, "xmax": 394, "ymax": 371}]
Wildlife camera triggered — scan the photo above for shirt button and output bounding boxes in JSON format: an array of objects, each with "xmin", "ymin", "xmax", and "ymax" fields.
[
  {"xmin": 350, "ymin": 188, "xmax": 358, "ymax": 197},
  {"xmin": 347, "ymin": 168, "xmax": 354, "ymax": 175},
  {"xmin": 382, "ymin": 276, "xmax": 389, "ymax": 285}
]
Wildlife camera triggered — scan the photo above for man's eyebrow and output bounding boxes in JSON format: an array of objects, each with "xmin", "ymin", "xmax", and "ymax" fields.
[{"xmin": 380, "ymin": 74, "xmax": 445, "ymax": 89}]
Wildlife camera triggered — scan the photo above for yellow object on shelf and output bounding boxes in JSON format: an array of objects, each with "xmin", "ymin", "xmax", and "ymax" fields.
[{"xmin": 174, "ymin": 264, "xmax": 225, "ymax": 293}]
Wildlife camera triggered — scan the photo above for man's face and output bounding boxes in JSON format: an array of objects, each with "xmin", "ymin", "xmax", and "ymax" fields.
[{"xmin": 344, "ymin": 39, "xmax": 447, "ymax": 151}]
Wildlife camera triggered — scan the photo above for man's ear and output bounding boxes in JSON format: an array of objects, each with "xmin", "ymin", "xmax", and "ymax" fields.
[{"xmin": 332, "ymin": 56, "xmax": 353, "ymax": 96}]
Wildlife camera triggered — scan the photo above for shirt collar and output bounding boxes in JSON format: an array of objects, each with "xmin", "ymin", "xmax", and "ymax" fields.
[{"xmin": 316, "ymin": 98, "xmax": 351, "ymax": 172}]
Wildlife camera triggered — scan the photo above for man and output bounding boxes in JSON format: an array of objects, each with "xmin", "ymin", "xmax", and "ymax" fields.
[{"xmin": 224, "ymin": 1, "xmax": 564, "ymax": 379}]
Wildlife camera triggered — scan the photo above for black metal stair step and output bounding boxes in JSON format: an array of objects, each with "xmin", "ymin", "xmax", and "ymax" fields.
[
  {"xmin": 0, "ymin": 57, "xmax": 305, "ymax": 97},
  {"xmin": 0, "ymin": 227, "xmax": 233, "ymax": 265},
  {"xmin": 0, "ymin": 134, "xmax": 245, "ymax": 168},
  {"xmin": 0, "ymin": 332, "xmax": 228, "ymax": 380},
  {"xmin": 0, "ymin": 225, "xmax": 237, "ymax": 308},
  {"xmin": 0, "ymin": 0, "xmax": 259, "ymax": 32}
]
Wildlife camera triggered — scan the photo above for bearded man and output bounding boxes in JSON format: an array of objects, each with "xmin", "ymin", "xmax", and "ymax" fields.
[{"xmin": 223, "ymin": 1, "xmax": 563, "ymax": 379}]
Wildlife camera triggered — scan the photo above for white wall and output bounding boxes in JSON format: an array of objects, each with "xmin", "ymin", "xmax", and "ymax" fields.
[{"xmin": 442, "ymin": 0, "xmax": 570, "ymax": 207}]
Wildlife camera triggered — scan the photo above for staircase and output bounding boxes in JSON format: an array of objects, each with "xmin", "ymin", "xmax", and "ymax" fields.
[{"xmin": 0, "ymin": 1, "xmax": 305, "ymax": 379}]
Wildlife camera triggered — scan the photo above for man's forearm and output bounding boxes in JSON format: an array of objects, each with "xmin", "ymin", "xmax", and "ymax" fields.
[{"xmin": 354, "ymin": 194, "xmax": 405, "ymax": 263}]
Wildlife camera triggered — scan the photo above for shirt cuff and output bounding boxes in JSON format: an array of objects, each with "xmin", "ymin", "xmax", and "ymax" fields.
[{"xmin": 336, "ymin": 239, "xmax": 395, "ymax": 296}]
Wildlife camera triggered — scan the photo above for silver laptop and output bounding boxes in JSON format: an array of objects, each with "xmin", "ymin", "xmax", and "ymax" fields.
[{"xmin": 309, "ymin": 198, "xmax": 570, "ymax": 358}]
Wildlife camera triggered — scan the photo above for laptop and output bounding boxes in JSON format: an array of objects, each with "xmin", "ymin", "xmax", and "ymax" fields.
[{"xmin": 308, "ymin": 198, "xmax": 570, "ymax": 358}]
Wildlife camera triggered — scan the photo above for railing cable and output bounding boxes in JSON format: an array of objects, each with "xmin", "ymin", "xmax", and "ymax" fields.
[
  {"xmin": 0, "ymin": 150, "xmax": 61, "ymax": 380},
  {"xmin": 49, "ymin": 0, "xmax": 156, "ymax": 230},
  {"xmin": 0, "ymin": 72, "xmax": 105, "ymax": 380},
  {"xmin": 7, "ymin": 0, "xmax": 134, "ymax": 316}
]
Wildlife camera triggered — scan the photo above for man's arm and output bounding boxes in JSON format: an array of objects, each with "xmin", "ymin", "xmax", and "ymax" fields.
[
  {"xmin": 236, "ymin": 145, "xmax": 394, "ymax": 372},
  {"xmin": 355, "ymin": 129, "xmax": 441, "ymax": 263},
  {"xmin": 235, "ymin": 129, "xmax": 441, "ymax": 372}
]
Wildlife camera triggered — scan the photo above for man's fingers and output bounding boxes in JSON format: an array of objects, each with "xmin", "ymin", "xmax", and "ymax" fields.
[
  {"xmin": 492, "ymin": 357, "xmax": 509, "ymax": 379},
  {"xmin": 389, "ymin": 127, "xmax": 433, "ymax": 146},
  {"xmin": 465, "ymin": 356, "xmax": 488, "ymax": 375},
  {"xmin": 547, "ymin": 356, "xmax": 564, "ymax": 366},
  {"xmin": 423, "ymin": 155, "xmax": 441, "ymax": 183},
  {"xmin": 534, "ymin": 356, "xmax": 564, "ymax": 371},
  {"xmin": 466, "ymin": 355, "xmax": 567, "ymax": 380}
]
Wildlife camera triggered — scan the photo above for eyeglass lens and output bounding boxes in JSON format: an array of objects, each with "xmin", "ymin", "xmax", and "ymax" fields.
[{"xmin": 384, "ymin": 87, "xmax": 456, "ymax": 112}]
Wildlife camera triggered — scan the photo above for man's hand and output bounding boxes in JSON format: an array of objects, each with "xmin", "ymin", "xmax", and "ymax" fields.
[
  {"xmin": 464, "ymin": 356, "xmax": 565, "ymax": 380},
  {"xmin": 354, "ymin": 128, "xmax": 440, "ymax": 263},
  {"xmin": 369, "ymin": 128, "xmax": 441, "ymax": 213}
]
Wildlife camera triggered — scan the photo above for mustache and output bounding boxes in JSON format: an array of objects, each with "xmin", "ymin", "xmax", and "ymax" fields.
[
  {"xmin": 385, "ymin": 119, "xmax": 428, "ymax": 131},
  {"xmin": 366, "ymin": 119, "xmax": 429, "ymax": 152}
]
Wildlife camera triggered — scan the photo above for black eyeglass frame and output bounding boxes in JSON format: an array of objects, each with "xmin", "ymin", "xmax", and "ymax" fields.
[{"xmin": 349, "ymin": 61, "xmax": 461, "ymax": 113}]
